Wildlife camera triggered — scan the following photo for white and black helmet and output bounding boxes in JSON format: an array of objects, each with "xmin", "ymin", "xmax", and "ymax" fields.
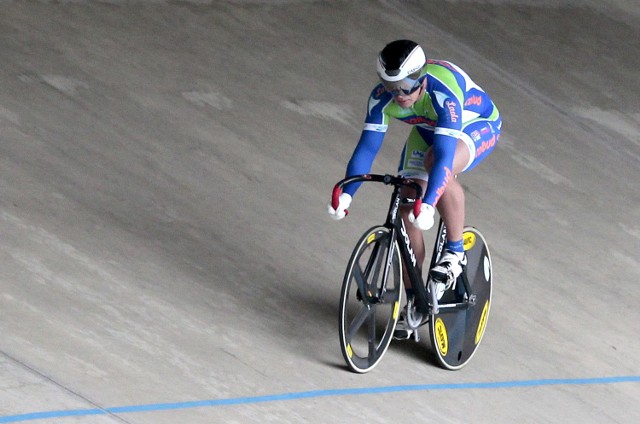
[{"xmin": 377, "ymin": 39, "xmax": 427, "ymax": 95}]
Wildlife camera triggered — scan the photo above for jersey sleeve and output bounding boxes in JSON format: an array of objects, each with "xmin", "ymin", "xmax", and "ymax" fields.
[
  {"xmin": 423, "ymin": 90, "xmax": 463, "ymax": 206},
  {"xmin": 343, "ymin": 130, "xmax": 385, "ymax": 196},
  {"xmin": 343, "ymin": 86, "xmax": 391, "ymax": 196}
]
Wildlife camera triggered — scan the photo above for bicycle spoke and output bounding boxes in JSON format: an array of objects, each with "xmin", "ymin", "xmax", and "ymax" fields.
[
  {"xmin": 348, "ymin": 303, "xmax": 372, "ymax": 340},
  {"xmin": 369, "ymin": 244, "xmax": 386, "ymax": 296},
  {"xmin": 368, "ymin": 305, "xmax": 377, "ymax": 360},
  {"xmin": 363, "ymin": 241, "xmax": 382, "ymax": 276},
  {"xmin": 352, "ymin": 263, "xmax": 369, "ymax": 304}
]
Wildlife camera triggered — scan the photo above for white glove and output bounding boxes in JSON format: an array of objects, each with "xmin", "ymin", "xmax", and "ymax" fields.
[
  {"xmin": 408, "ymin": 203, "xmax": 435, "ymax": 230},
  {"xmin": 327, "ymin": 193, "xmax": 352, "ymax": 220}
]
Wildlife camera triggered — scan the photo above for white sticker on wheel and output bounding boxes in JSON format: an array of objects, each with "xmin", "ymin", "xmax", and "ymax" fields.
[{"xmin": 483, "ymin": 256, "xmax": 491, "ymax": 281}]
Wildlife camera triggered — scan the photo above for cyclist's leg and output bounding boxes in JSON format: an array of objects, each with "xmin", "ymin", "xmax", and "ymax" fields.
[
  {"xmin": 462, "ymin": 116, "xmax": 501, "ymax": 173},
  {"xmin": 424, "ymin": 141, "xmax": 469, "ymax": 244},
  {"xmin": 397, "ymin": 128, "xmax": 429, "ymax": 290},
  {"xmin": 424, "ymin": 117, "xmax": 502, "ymax": 247}
]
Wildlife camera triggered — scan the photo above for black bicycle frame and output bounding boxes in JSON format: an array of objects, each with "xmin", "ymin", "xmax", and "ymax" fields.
[
  {"xmin": 383, "ymin": 183, "xmax": 425, "ymax": 305},
  {"xmin": 332, "ymin": 174, "xmax": 475, "ymax": 314}
]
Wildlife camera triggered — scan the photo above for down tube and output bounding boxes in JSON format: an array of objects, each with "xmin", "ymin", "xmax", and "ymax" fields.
[{"xmin": 395, "ymin": 220, "xmax": 424, "ymax": 300}]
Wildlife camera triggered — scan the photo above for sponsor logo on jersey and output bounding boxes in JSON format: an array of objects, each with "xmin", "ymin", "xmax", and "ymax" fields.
[
  {"xmin": 363, "ymin": 123, "xmax": 387, "ymax": 132},
  {"xmin": 475, "ymin": 135, "xmax": 497, "ymax": 158},
  {"xmin": 445, "ymin": 100, "xmax": 459, "ymax": 123},
  {"xmin": 434, "ymin": 166, "xmax": 452, "ymax": 205},
  {"xmin": 402, "ymin": 116, "xmax": 437, "ymax": 126},
  {"xmin": 436, "ymin": 127, "xmax": 461, "ymax": 139},
  {"xmin": 428, "ymin": 59, "xmax": 458, "ymax": 74},
  {"xmin": 464, "ymin": 95, "xmax": 482, "ymax": 107},
  {"xmin": 411, "ymin": 150, "xmax": 425, "ymax": 158},
  {"xmin": 470, "ymin": 130, "xmax": 481, "ymax": 142}
]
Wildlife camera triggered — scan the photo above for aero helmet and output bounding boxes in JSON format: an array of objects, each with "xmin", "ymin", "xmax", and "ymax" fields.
[{"xmin": 377, "ymin": 39, "xmax": 427, "ymax": 95}]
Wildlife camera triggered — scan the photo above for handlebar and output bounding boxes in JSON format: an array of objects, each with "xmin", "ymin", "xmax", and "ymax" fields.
[{"xmin": 332, "ymin": 174, "xmax": 424, "ymax": 218}]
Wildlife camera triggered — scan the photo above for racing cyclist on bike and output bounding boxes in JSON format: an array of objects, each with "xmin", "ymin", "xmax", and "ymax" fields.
[{"xmin": 328, "ymin": 39, "xmax": 502, "ymax": 339}]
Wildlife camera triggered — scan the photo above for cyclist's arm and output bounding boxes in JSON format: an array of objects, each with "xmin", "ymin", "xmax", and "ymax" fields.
[
  {"xmin": 343, "ymin": 130, "xmax": 385, "ymax": 196},
  {"xmin": 343, "ymin": 86, "xmax": 391, "ymax": 196},
  {"xmin": 424, "ymin": 94, "xmax": 463, "ymax": 206}
]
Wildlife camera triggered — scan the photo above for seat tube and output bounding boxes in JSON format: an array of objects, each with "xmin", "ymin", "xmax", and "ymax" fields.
[{"xmin": 429, "ymin": 219, "xmax": 447, "ymax": 269}]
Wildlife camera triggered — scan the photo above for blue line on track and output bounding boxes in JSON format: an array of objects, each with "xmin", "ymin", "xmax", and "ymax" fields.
[{"xmin": 1, "ymin": 375, "xmax": 638, "ymax": 423}]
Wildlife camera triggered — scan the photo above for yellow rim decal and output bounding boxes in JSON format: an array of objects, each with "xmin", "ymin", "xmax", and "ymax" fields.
[
  {"xmin": 393, "ymin": 301, "xmax": 400, "ymax": 320},
  {"xmin": 475, "ymin": 300, "xmax": 490, "ymax": 345},
  {"xmin": 463, "ymin": 231, "xmax": 476, "ymax": 251},
  {"xmin": 434, "ymin": 318, "xmax": 448, "ymax": 357},
  {"xmin": 367, "ymin": 233, "xmax": 376, "ymax": 244},
  {"xmin": 346, "ymin": 344, "xmax": 353, "ymax": 358}
]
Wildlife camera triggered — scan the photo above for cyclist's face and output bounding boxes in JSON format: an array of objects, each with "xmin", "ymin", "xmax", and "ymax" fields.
[{"xmin": 391, "ymin": 79, "xmax": 425, "ymax": 108}]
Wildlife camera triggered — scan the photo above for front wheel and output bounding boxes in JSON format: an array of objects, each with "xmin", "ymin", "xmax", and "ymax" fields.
[{"xmin": 338, "ymin": 226, "xmax": 403, "ymax": 373}]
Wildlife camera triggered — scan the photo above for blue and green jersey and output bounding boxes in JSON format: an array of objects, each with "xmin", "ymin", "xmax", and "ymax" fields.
[{"xmin": 345, "ymin": 59, "xmax": 500, "ymax": 206}]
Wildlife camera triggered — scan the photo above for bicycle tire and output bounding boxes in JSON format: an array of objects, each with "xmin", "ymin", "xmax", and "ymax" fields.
[
  {"xmin": 338, "ymin": 226, "xmax": 403, "ymax": 373},
  {"xmin": 429, "ymin": 226, "xmax": 492, "ymax": 370}
]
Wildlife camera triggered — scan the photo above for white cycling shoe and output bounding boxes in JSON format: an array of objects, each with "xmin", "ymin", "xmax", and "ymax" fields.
[{"xmin": 429, "ymin": 250, "xmax": 466, "ymax": 300}]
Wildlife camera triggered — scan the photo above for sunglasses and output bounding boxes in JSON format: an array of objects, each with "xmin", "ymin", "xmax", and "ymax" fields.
[{"xmin": 382, "ymin": 75, "xmax": 426, "ymax": 96}]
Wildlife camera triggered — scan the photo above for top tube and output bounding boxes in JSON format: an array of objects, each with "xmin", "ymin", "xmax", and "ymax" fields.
[{"xmin": 332, "ymin": 174, "xmax": 423, "ymax": 218}]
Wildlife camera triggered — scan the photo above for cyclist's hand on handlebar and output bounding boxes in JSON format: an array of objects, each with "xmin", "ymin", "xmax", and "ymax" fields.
[
  {"xmin": 328, "ymin": 193, "xmax": 352, "ymax": 220},
  {"xmin": 408, "ymin": 203, "xmax": 435, "ymax": 230}
]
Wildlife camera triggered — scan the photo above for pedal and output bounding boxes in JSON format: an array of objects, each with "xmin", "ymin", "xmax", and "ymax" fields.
[
  {"xmin": 406, "ymin": 307, "xmax": 423, "ymax": 330},
  {"xmin": 427, "ymin": 279, "xmax": 440, "ymax": 315},
  {"xmin": 405, "ymin": 298, "xmax": 424, "ymax": 329}
]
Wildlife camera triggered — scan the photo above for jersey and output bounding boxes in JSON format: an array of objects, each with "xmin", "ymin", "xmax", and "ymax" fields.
[{"xmin": 344, "ymin": 59, "xmax": 500, "ymax": 206}]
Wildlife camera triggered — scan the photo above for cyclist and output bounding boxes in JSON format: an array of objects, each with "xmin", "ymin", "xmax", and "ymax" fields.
[{"xmin": 328, "ymin": 39, "xmax": 501, "ymax": 338}]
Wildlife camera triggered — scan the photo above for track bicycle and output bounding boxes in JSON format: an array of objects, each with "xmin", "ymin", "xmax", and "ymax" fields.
[{"xmin": 332, "ymin": 174, "xmax": 493, "ymax": 373}]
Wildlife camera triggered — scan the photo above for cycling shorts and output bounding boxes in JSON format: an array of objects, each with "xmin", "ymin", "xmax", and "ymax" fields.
[{"xmin": 398, "ymin": 116, "xmax": 502, "ymax": 181}]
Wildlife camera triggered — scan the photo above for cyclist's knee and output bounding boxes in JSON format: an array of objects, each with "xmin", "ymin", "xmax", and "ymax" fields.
[{"xmin": 422, "ymin": 139, "xmax": 469, "ymax": 175}]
